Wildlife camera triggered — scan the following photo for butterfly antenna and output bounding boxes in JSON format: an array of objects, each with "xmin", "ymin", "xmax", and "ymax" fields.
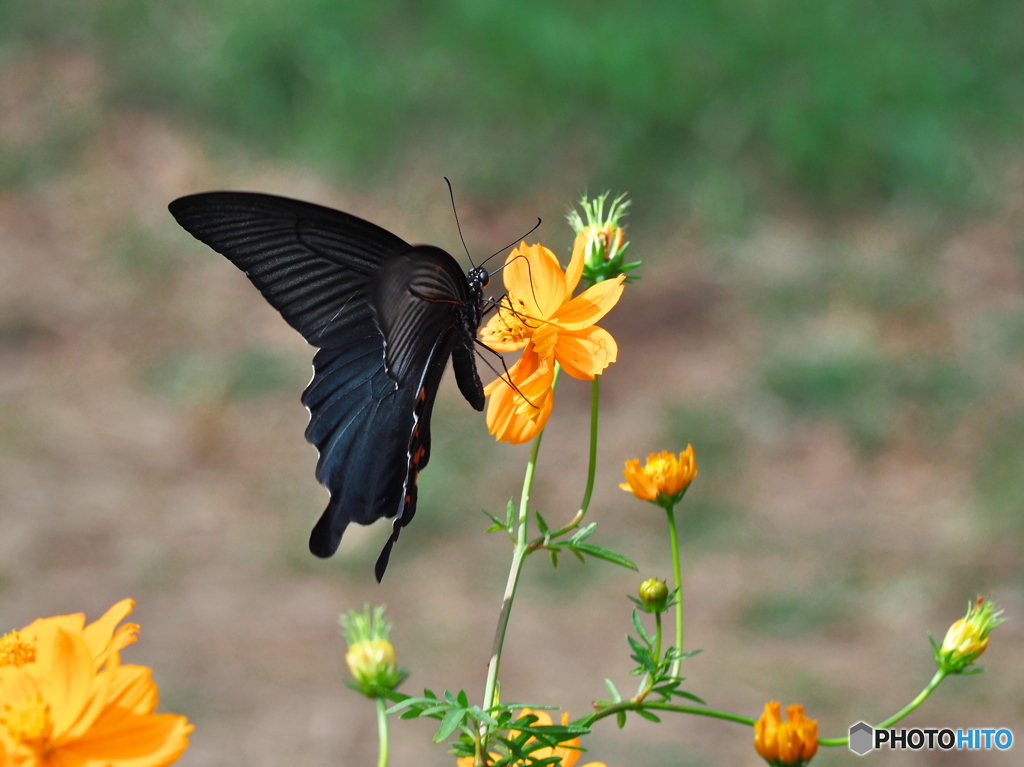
[
  {"xmin": 487, "ymin": 254, "xmax": 544, "ymax": 324},
  {"xmin": 480, "ymin": 218, "xmax": 542, "ymax": 270},
  {"xmin": 445, "ymin": 177, "xmax": 475, "ymax": 267}
]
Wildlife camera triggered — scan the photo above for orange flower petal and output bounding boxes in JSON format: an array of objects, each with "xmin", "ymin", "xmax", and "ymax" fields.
[
  {"xmin": 502, "ymin": 243, "xmax": 567, "ymax": 320},
  {"xmin": 554, "ymin": 275, "xmax": 625, "ymax": 331},
  {"xmin": 553, "ymin": 327, "xmax": 618, "ymax": 379},
  {"xmin": 564, "ymin": 232, "xmax": 587, "ymax": 297},
  {"xmin": 754, "ymin": 701, "xmax": 782, "ymax": 761},
  {"xmin": 485, "ymin": 377, "xmax": 554, "ymax": 444},
  {"xmin": 619, "ymin": 459, "xmax": 659, "ymax": 501},
  {"xmin": 82, "ymin": 599, "xmax": 138, "ymax": 668},
  {"xmin": 43, "ymin": 629, "xmax": 97, "ymax": 737}
]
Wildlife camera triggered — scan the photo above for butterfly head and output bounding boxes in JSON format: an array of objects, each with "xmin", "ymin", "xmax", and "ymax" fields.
[{"xmin": 466, "ymin": 265, "xmax": 490, "ymax": 295}]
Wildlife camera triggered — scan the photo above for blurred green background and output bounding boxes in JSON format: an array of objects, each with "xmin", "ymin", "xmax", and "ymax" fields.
[{"xmin": 1, "ymin": 1, "xmax": 1022, "ymax": 765}]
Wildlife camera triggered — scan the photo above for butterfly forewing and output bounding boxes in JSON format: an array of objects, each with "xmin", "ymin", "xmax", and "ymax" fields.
[{"xmin": 168, "ymin": 192, "xmax": 408, "ymax": 346}]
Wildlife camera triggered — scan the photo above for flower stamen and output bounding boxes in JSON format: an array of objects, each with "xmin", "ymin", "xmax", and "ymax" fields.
[
  {"xmin": 2, "ymin": 696, "xmax": 54, "ymax": 753},
  {"xmin": 0, "ymin": 630, "xmax": 36, "ymax": 668}
]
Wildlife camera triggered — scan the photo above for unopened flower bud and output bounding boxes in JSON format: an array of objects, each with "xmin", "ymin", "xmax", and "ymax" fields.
[
  {"xmin": 340, "ymin": 605, "xmax": 407, "ymax": 696},
  {"xmin": 346, "ymin": 638, "xmax": 398, "ymax": 689},
  {"xmin": 754, "ymin": 702, "xmax": 818, "ymax": 767},
  {"xmin": 639, "ymin": 579, "xmax": 669, "ymax": 612},
  {"xmin": 935, "ymin": 597, "xmax": 1005, "ymax": 674},
  {"xmin": 568, "ymin": 192, "xmax": 640, "ymax": 285}
]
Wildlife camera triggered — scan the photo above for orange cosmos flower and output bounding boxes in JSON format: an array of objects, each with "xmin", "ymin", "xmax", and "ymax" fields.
[
  {"xmin": 753, "ymin": 702, "xmax": 818, "ymax": 767},
  {"xmin": 481, "ymin": 241, "xmax": 624, "ymax": 443},
  {"xmin": 455, "ymin": 709, "xmax": 606, "ymax": 767},
  {"xmin": 0, "ymin": 599, "xmax": 193, "ymax": 767},
  {"xmin": 620, "ymin": 446, "xmax": 698, "ymax": 506}
]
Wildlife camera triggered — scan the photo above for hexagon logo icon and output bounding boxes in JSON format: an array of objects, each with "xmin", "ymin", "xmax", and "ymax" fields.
[{"xmin": 849, "ymin": 721, "xmax": 874, "ymax": 756}]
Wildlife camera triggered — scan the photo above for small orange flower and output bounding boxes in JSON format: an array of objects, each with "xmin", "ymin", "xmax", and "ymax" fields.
[
  {"xmin": 455, "ymin": 709, "xmax": 606, "ymax": 767},
  {"xmin": 620, "ymin": 446, "xmax": 698, "ymax": 505},
  {"xmin": 0, "ymin": 599, "xmax": 192, "ymax": 767},
  {"xmin": 754, "ymin": 702, "xmax": 818, "ymax": 767},
  {"xmin": 481, "ymin": 241, "xmax": 624, "ymax": 443}
]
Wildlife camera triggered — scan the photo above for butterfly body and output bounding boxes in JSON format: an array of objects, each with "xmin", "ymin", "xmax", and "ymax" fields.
[{"xmin": 168, "ymin": 192, "xmax": 488, "ymax": 580}]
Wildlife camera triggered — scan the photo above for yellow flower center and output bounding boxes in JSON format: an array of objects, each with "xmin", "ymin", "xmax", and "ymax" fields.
[
  {"xmin": 2, "ymin": 697, "xmax": 54, "ymax": 752},
  {"xmin": 0, "ymin": 630, "xmax": 36, "ymax": 668},
  {"xmin": 645, "ymin": 455, "xmax": 675, "ymax": 484},
  {"xmin": 490, "ymin": 297, "xmax": 534, "ymax": 346}
]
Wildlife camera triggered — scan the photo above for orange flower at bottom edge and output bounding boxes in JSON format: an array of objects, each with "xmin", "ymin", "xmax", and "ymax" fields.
[
  {"xmin": 455, "ymin": 709, "xmax": 607, "ymax": 767},
  {"xmin": 754, "ymin": 701, "xmax": 818, "ymax": 767},
  {"xmin": 0, "ymin": 600, "xmax": 193, "ymax": 767}
]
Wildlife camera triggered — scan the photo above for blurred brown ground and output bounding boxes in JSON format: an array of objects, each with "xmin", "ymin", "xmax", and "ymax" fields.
[{"xmin": 1, "ymin": 51, "xmax": 1022, "ymax": 767}]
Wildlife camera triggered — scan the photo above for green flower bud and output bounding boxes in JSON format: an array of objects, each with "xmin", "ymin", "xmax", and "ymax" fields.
[
  {"xmin": 639, "ymin": 578, "xmax": 669, "ymax": 612},
  {"xmin": 567, "ymin": 192, "xmax": 641, "ymax": 286},
  {"xmin": 346, "ymin": 638, "xmax": 398, "ymax": 690},
  {"xmin": 340, "ymin": 605, "xmax": 407, "ymax": 696},
  {"xmin": 934, "ymin": 597, "xmax": 1006, "ymax": 674}
]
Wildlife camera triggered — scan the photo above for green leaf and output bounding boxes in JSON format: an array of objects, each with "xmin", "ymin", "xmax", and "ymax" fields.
[
  {"xmin": 434, "ymin": 708, "xmax": 467, "ymax": 743},
  {"xmin": 672, "ymin": 689, "xmax": 707, "ymax": 705},
  {"xmin": 568, "ymin": 522, "xmax": 598, "ymax": 544},
  {"xmin": 604, "ymin": 678, "xmax": 622, "ymax": 703},
  {"xmin": 616, "ymin": 711, "xmax": 627, "ymax": 728},
  {"xmin": 569, "ymin": 543, "xmax": 637, "ymax": 570},
  {"xmin": 631, "ymin": 609, "xmax": 651, "ymax": 644},
  {"xmin": 636, "ymin": 708, "xmax": 662, "ymax": 723},
  {"xmin": 549, "ymin": 549, "xmax": 559, "ymax": 568},
  {"xmin": 535, "ymin": 511, "xmax": 550, "ymax": 537},
  {"xmin": 420, "ymin": 704, "xmax": 453, "ymax": 717},
  {"xmin": 482, "ymin": 509, "xmax": 508, "ymax": 533},
  {"xmin": 506, "ymin": 499, "xmax": 516, "ymax": 529},
  {"xmin": 467, "ymin": 706, "xmax": 500, "ymax": 727}
]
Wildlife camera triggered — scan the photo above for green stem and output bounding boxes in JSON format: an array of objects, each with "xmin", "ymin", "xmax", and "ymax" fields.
[
  {"xmin": 578, "ymin": 375, "xmax": 601, "ymax": 520},
  {"xmin": 482, "ymin": 411, "xmax": 550, "ymax": 713},
  {"xmin": 526, "ymin": 375, "xmax": 600, "ymax": 550},
  {"xmin": 481, "ymin": 450, "xmax": 538, "ymax": 713},
  {"xmin": 375, "ymin": 697, "xmax": 389, "ymax": 767},
  {"xmin": 665, "ymin": 502, "xmax": 684, "ymax": 676},
  {"xmin": 817, "ymin": 669, "xmax": 949, "ymax": 746},
  {"xmin": 654, "ymin": 611, "xmax": 663, "ymax": 669},
  {"xmin": 582, "ymin": 700, "xmax": 756, "ymax": 729}
]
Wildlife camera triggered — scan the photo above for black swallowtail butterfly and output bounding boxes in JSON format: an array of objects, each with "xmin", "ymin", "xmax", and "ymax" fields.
[{"xmin": 169, "ymin": 192, "xmax": 491, "ymax": 581}]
